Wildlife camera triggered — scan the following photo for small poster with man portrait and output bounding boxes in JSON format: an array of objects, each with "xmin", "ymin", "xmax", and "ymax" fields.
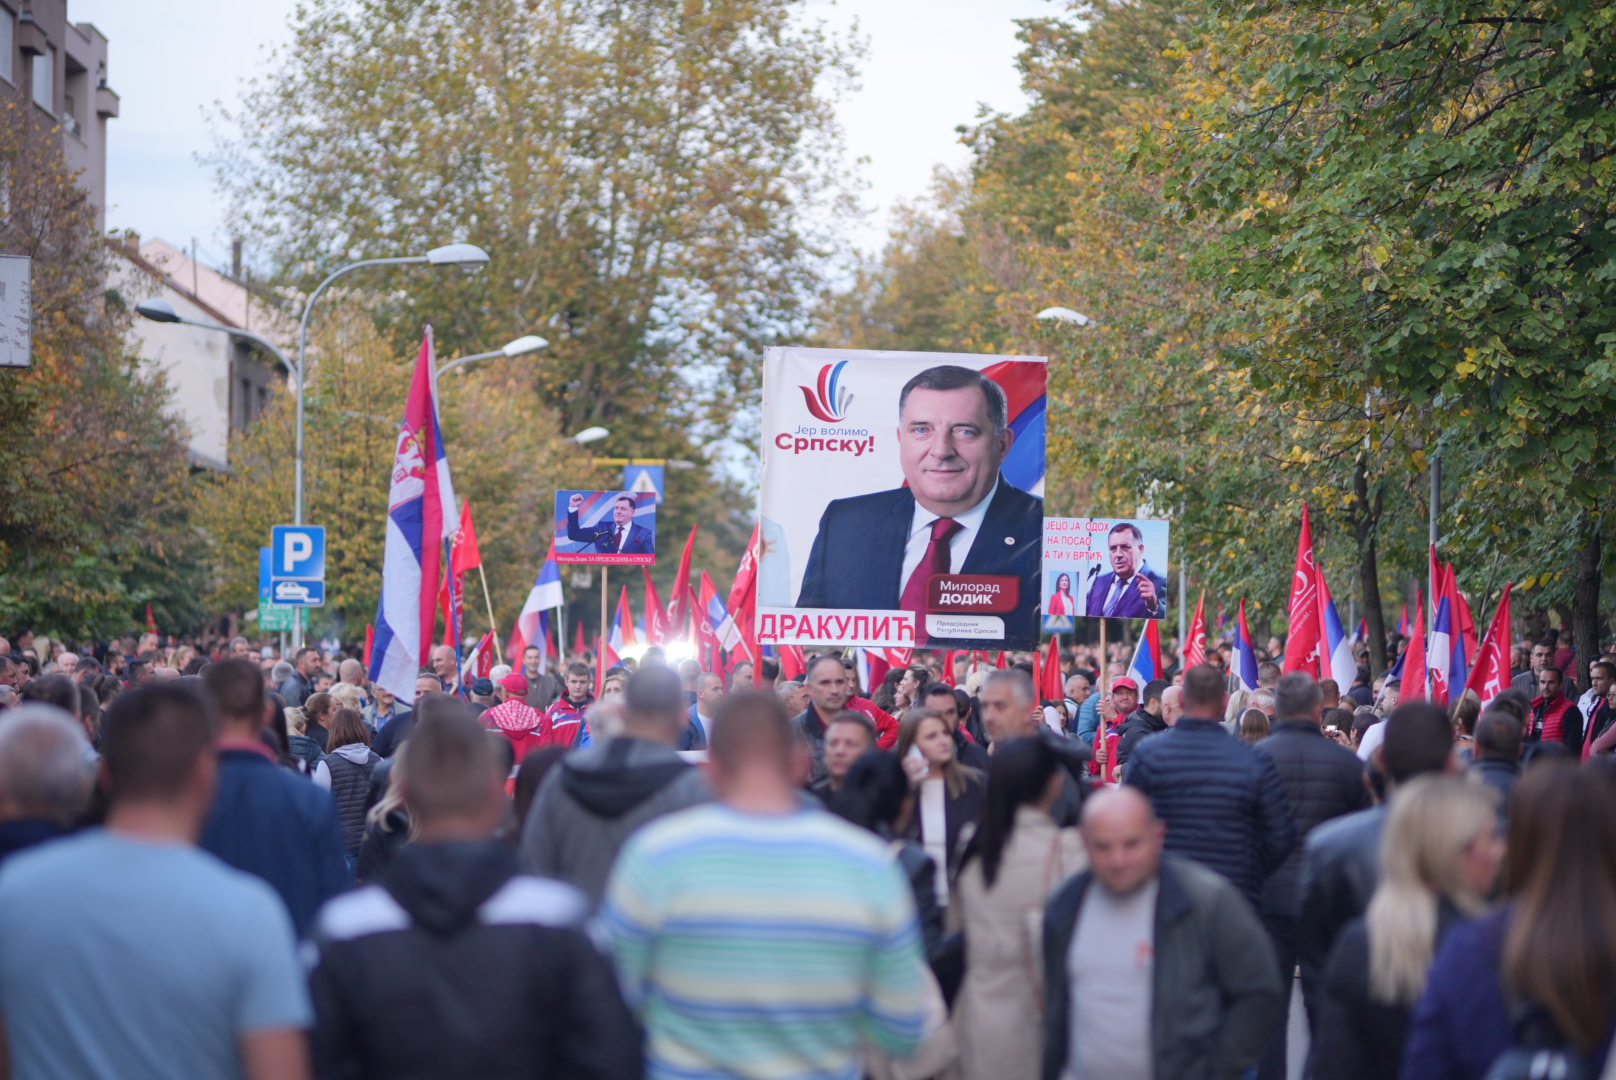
[
  {"xmin": 553, "ymin": 490, "xmax": 657, "ymax": 566},
  {"xmin": 757, "ymin": 346, "xmax": 1047, "ymax": 650},
  {"xmin": 1044, "ymin": 517, "xmax": 1172, "ymax": 622}
]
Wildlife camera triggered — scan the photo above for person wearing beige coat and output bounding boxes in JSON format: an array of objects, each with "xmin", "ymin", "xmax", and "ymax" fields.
[{"xmin": 950, "ymin": 737, "xmax": 1087, "ymax": 1080}]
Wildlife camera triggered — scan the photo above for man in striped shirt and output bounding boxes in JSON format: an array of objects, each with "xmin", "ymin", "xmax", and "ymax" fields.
[{"xmin": 602, "ymin": 691, "xmax": 928, "ymax": 1080}]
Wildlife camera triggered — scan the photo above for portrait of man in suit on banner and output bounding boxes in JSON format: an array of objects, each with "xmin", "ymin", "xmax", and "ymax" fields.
[
  {"xmin": 758, "ymin": 348, "xmax": 1047, "ymax": 650},
  {"xmin": 1083, "ymin": 521, "xmax": 1168, "ymax": 619}
]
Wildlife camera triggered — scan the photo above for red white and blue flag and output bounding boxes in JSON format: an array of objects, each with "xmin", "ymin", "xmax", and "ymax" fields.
[
  {"xmin": 1234, "ymin": 599, "xmax": 1260, "ymax": 693},
  {"xmin": 610, "ymin": 585, "xmax": 638, "ymax": 655},
  {"xmin": 369, "ymin": 330, "xmax": 456, "ymax": 704},
  {"xmin": 1427, "ymin": 594, "xmax": 1454, "ymax": 707},
  {"xmin": 509, "ymin": 540, "xmax": 564, "ymax": 673},
  {"xmin": 1127, "ymin": 619, "xmax": 1163, "ymax": 687},
  {"xmin": 1316, "ymin": 564, "xmax": 1358, "ymax": 689},
  {"xmin": 699, "ymin": 572, "xmax": 732, "ymax": 672}
]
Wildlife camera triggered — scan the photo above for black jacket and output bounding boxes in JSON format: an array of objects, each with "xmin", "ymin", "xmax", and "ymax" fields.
[
  {"xmin": 1471, "ymin": 757, "xmax": 1520, "ymax": 826},
  {"xmin": 1252, "ymin": 720, "xmax": 1370, "ymax": 917},
  {"xmin": 1042, "ymin": 855, "xmax": 1283, "ymax": 1080},
  {"xmin": 954, "ymin": 728, "xmax": 990, "ymax": 772},
  {"xmin": 371, "ymin": 711, "xmax": 416, "ymax": 759},
  {"xmin": 1124, "ymin": 717, "xmax": 1297, "ymax": 911},
  {"xmin": 1297, "ymin": 805, "xmax": 1386, "ymax": 1034},
  {"xmin": 892, "ymin": 838, "xmax": 945, "ymax": 962},
  {"xmin": 1310, "ymin": 903, "xmax": 1468, "ymax": 1080},
  {"xmin": 793, "ymin": 707, "xmax": 830, "ymax": 783},
  {"xmin": 309, "ymin": 840, "xmax": 640, "ymax": 1080},
  {"xmin": 1115, "ymin": 707, "xmax": 1167, "ymax": 769}
]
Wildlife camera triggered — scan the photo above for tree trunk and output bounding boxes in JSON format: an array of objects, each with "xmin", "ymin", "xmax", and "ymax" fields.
[
  {"xmin": 1573, "ymin": 510, "xmax": 1602, "ymax": 689},
  {"xmin": 1353, "ymin": 454, "xmax": 1387, "ymax": 674}
]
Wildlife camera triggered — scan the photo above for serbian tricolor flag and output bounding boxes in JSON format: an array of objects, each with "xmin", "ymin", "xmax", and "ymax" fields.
[
  {"xmin": 1233, "ymin": 599, "xmax": 1260, "ymax": 693},
  {"xmin": 370, "ymin": 329, "xmax": 456, "ymax": 704},
  {"xmin": 642, "ymin": 567, "xmax": 669, "ymax": 647},
  {"xmin": 1396, "ymin": 604, "xmax": 1409, "ymax": 638},
  {"xmin": 1127, "ymin": 619, "xmax": 1164, "ymax": 687},
  {"xmin": 1282, "ymin": 504, "xmax": 1322, "ymax": 676},
  {"xmin": 669, "ymin": 524, "xmax": 698, "ymax": 641},
  {"xmin": 509, "ymin": 540, "xmax": 564, "ymax": 673},
  {"xmin": 1427, "ymin": 594, "xmax": 1454, "ymax": 707},
  {"xmin": 1354, "ymin": 619, "xmax": 1368, "ymax": 646},
  {"xmin": 1464, "ymin": 583, "xmax": 1513, "ymax": 707},
  {"xmin": 1316, "ymin": 563, "xmax": 1358, "ymax": 689},
  {"xmin": 858, "ymin": 649, "xmax": 886, "ymax": 698},
  {"xmin": 610, "ymin": 586, "xmax": 637, "ymax": 655},
  {"xmin": 1184, "ymin": 591, "xmax": 1207, "ymax": 669},
  {"xmin": 1397, "ymin": 591, "xmax": 1427, "ymax": 705}
]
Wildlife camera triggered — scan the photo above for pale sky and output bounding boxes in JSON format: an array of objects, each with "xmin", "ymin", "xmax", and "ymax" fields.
[{"xmin": 75, "ymin": 0, "xmax": 1056, "ymax": 268}]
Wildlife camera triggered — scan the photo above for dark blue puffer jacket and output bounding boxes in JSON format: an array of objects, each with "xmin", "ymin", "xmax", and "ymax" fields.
[{"xmin": 1125, "ymin": 717, "xmax": 1297, "ymax": 910}]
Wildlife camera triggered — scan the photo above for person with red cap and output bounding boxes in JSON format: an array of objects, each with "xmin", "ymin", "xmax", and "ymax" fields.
[{"xmin": 484, "ymin": 672, "xmax": 546, "ymax": 767}]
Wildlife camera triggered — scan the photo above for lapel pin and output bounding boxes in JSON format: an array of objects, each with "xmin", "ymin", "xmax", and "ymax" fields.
[{"xmin": 1004, "ymin": 536, "xmax": 1015, "ymax": 545}]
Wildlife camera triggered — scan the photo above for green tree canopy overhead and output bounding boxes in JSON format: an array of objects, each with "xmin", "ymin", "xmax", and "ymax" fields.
[{"xmin": 216, "ymin": 0, "xmax": 859, "ymax": 459}]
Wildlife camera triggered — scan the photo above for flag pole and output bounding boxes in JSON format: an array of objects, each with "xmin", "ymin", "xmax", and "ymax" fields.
[
  {"xmin": 477, "ymin": 564, "xmax": 502, "ymax": 663},
  {"xmin": 600, "ymin": 565, "xmax": 609, "ymax": 663}
]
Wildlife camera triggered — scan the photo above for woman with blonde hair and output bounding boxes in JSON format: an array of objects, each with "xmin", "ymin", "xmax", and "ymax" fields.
[
  {"xmin": 895, "ymin": 707, "xmax": 985, "ymax": 899},
  {"xmin": 1311, "ymin": 775, "xmax": 1502, "ymax": 1079}
]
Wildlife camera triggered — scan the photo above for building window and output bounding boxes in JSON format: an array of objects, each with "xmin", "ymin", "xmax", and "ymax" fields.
[
  {"xmin": 0, "ymin": 8, "xmax": 12, "ymax": 84},
  {"xmin": 31, "ymin": 46, "xmax": 50, "ymax": 113}
]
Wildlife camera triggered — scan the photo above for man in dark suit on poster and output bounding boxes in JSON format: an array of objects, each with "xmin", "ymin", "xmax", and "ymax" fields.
[
  {"xmin": 1084, "ymin": 521, "xmax": 1167, "ymax": 619},
  {"xmin": 795, "ymin": 365, "xmax": 1042, "ymax": 646},
  {"xmin": 567, "ymin": 493, "xmax": 654, "ymax": 555}
]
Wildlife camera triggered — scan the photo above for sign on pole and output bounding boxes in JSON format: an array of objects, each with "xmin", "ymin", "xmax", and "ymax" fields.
[
  {"xmin": 0, "ymin": 255, "xmax": 32, "ymax": 369},
  {"xmin": 257, "ymin": 547, "xmax": 298, "ymax": 630},
  {"xmin": 1043, "ymin": 517, "xmax": 1173, "ymax": 624},
  {"xmin": 269, "ymin": 525, "xmax": 327, "ymax": 606},
  {"xmin": 553, "ymin": 491, "xmax": 657, "ymax": 566},
  {"xmin": 623, "ymin": 463, "xmax": 666, "ymax": 504}
]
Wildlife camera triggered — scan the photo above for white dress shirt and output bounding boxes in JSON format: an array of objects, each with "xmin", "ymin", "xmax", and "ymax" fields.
[{"xmin": 900, "ymin": 479, "xmax": 1000, "ymax": 591}]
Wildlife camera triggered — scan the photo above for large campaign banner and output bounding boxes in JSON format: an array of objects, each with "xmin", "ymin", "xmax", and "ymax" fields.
[
  {"xmin": 1044, "ymin": 517, "xmax": 1172, "ymax": 622},
  {"xmin": 757, "ymin": 347, "xmax": 1047, "ymax": 649},
  {"xmin": 553, "ymin": 490, "xmax": 657, "ymax": 566}
]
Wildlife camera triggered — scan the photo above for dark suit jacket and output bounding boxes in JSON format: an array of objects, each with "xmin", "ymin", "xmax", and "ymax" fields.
[
  {"xmin": 794, "ymin": 477, "xmax": 1043, "ymax": 647},
  {"xmin": 677, "ymin": 706, "xmax": 710, "ymax": 751},
  {"xmin": 567, "ymin": 511, "xmax": 654, "ymax": 555},
  {"xmin": 1083, "ymin": 567, "xmax": 1169, "ymax": 619}
]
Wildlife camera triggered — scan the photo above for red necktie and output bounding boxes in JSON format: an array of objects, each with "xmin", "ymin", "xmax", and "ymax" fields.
[
  {"xmin": 901, "ymin": 518, "xmax": 960, "ymax": 644},
  {"xmin": 614, "ymin": 526, "xmax": 624, "ymax": 550}
]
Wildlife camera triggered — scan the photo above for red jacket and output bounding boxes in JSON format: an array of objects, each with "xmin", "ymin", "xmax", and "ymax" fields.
[
  {"xmin": 1532, "ymin": 693, "xmax": 1581, "ymax": 748},
  {"xmin": 537, "ymin": 694, "xmax": 593, "ymax": 748},
  {"xmin": 848, "ymin": 697, "xmax": 900, "ymax": 750}
]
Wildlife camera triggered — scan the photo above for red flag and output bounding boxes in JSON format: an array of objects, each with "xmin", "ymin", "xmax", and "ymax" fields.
[
  {"xmin": 438, "ymin": 575, "xmax": 456, "ymax": 650},
  {"xmin": 942, "ymin": 650, "xmax": 956, "ymax": 688},
  {"xmin": 692, "ymin": 578, "xmax": 719, "ymax": 673},
  {"xmin": 612, "ymin": 585, "xmax": 638, "ymax": 650},
  {"xmin": 642, "ymin": 567, "xmax": 668, "ymax": 647},
  {"xmin": 1397, "ymin": 590, "xmax": 1427, "ymax": 704},
  {"xmin": 1041, "ymin": 637, "xmax": 1063, "ymax": 702},
  {"xmin": 545, "ymin": 616, "xmax": 556, "ymax": 658},
  {"xmin": 670, "ymin": 524, "xmax": 698, "ymax": 640},
  {"xmin": 779, "ymin": 644, "xmax": 806, "ymax": 681},
  {"xmin": 994, "ymin": 651, "xmax": 1007, "ymax": 670},
  {"xmin": 451, "ymin": 500, "xmax": 483, "ymax": 577},
  {"xmin": 469, "ymin": 631, "xmax": 494, "ymax": 678},
  {"xmin": 363, "ymin": 623, "xmax": 375, "ymax": 667},
  {"xmin": 727, "ymin": 525, "xmax": 761, "ymax": 664},
  {"xmin": 144, "ymin": 603, "xmax": 158, "ymax": 636},
  {"xmin": 1282, "ymin": 504, "xmax": 1323, "ymax": 676},
  {"xmin": 573, "ymin": 619, "xmax": 586, "ymax": 657},
  {"xmin": 596, "ymin": 635, "xmax": 616, "ymax": 698},
  {"xmin": 1464, "ymin": 583, "xmax": 1513, "ymax": 707},
  {"xmin": 1184, "ymin": 591, "xmax": 1207, "ymax": 669}
]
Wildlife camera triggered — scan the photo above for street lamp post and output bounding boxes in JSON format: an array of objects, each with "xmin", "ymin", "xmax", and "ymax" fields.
[
  {"xmin": 433, "ymin": 334, "xmax": 547, "ymax": 384},
  {"xmin": 285, "ymin": 243, "xmax": 489, "ymax": 649},
  {"xmin": 141, "ymin": 242, "xmax": 490, "ymax": 651}
]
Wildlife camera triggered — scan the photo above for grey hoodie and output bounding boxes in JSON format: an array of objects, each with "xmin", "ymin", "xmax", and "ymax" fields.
[{"xmin": 519, "ymin": 737, "xmax": 712, "ymax": 910}]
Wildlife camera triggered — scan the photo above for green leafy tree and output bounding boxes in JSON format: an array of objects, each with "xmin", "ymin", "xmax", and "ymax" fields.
[
  {"xmin": 1150, "ymin": 0, "xmax": 1616, "ymax": 672},
  {"xmin": 0, "ymin": 89, "xmax": 207, "ymax": 639}
]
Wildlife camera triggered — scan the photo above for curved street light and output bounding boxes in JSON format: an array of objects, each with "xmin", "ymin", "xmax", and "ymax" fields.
[
  {"xmin": 569, "ymin": 426, "xmax": 610, "ymax": 445},
  {"xmin": 1036, "ymin": 306, "xmax": 1094, "ymax": 327},
  {"xmin": 434, "ymin": 334, "xmax": 548, "ymax": 382}
]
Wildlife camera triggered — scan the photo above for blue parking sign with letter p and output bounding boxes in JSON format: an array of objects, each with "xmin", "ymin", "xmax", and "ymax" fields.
[{"xmin": 270, "ymin": 525, "xmax": 326, "ymax": 606}]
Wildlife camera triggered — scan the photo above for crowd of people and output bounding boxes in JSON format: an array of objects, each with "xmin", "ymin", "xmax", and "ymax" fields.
[{"xmin": 0, "ymin": 622, "xmax": 1611, "ymax": 1080}]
